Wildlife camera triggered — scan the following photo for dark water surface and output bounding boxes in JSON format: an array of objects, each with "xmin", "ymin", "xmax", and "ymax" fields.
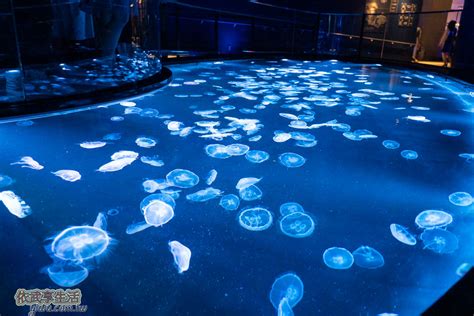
[{"xmin": 0, "ymin": 59, "xmax": 473, "ymax": 315}]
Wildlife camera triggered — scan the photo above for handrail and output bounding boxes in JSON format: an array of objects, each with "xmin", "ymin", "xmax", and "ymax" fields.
[
  {"xmin": 169, "ymin": 1, "xmax": 315, "ymax": 26},
  {"xmin": 330, "ymin": 32, "xmax": 415, "ymax": 46},
  {"xmin": 249, "ymin": 0, "xmax": 463, "ymax": 16}
]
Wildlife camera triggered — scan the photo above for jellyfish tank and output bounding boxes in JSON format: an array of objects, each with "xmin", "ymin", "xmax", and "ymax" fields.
[{"xmin": 1, "ymin": 1, "xmax": 474, "ymax": 316}]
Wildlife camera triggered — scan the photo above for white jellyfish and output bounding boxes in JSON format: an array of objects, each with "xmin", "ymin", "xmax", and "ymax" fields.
[{"xmin": 168, "ymin": 241, "xmax": 192, "ymax": 273}]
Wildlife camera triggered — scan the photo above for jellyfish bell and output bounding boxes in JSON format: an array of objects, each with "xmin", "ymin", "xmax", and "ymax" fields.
[
  {"xmin": 0, "ymin": 190, "xmax": 32, "ymax": 218},
  {"xmin": 168, "ymin": 241, "xmax": 191, "ymax": 273},
  {"xmin": 236, "ymin": 177, "xmax": 262, "ymax": 190},
  {"xmin": 269, "ymin": 272, "xmax": 304, "ymax": 309},
  {"xmin": 141, "ymin": 193, "xmax": 176, "ymax": 227},
  {"xmin": 440, "ymin": 129, "xmax": 461, "ymax": 137},
  {"xmin": 51, "ymin": 218, "xmax": 110, "ymax": 262},
  {"xmin": 239, "ymin": 184, "xmax": 263, "ymax": 201},
  {"xmin": 245, "ymin": 150, "xmax": 270, "ymax": 163},
  {"xmin": 421, "ymin": 228, "xmax": 459, "ymax": 254},
  {"xmin": 219, "ymin": 194, "xmax": 240, "ymax": 211},
  {"xmin": 280, "ymin": 212, "xmax": 315, "ymax": 238},
  {"xmin": 135, "ymin": 137, "xmax": 157, "ymax": 148},
  {"xmin": 46, "ymin": 262, "xmax": 89, "ymax": 287},
  {"xmin": 401, "ymin": 150, "xmax": 418, "ymax": 160},
  {"xmin": 352, "ymin": 246, "xmax": 384, "ymax": 269},
  {"xmin": 238, "ymin": 207, "xmax": 273, "ymax": 231},
  {"xmin": 415, "ymin": 210, "xmax": 453, "ymax": 229},
  {"xmin": 205, "ymin": 144, "xmax": 232, "ymax": 159},
  {"xmin": 390, "ymin": 224, "xmax": 417, "ymax": 246},
  {"xmin": 166, "ymin": 169, "xmax": 199, "ymax": 189},
  {"xmin": 448, "ymin": 192, "xmax": 473, "ymax": 207},
  {"xmin": 456, "ymin": 263, "xmax": 472, "ymax": 277},
  {"xmin": 79, "ymin": 141, "xmax": 107, "ymax": 149},
  {"xmin": 226, "ymin": 144, "xmax": 250, "ymax": 156},
  {"xmin": 279, "ymin": 153, "xmax": 306, "ymax": 168},
  {"xmin": 279, "ymin": 202, "xmax": 304, "ymax": 216},
  {"xmin": 186, "ymin": 187, "xmax": 223, "ymax": 202},
  {"xmin": 0, "ymin": 174, "xmax": 14, "ymax": 188},
  {"xmin": 52, "ymin": 170, "xmax": 81, "ymax": 182},
  {"xmin": 205, "ymin": 169, "xmax": 218, "ymax": 185},
  {"xmin": 323, "ymin": 247, "xmax": 354, "ymax": 270},
  {"xmin": 382, "ymin": 140, "xmax": 400, "ymax": 150}
]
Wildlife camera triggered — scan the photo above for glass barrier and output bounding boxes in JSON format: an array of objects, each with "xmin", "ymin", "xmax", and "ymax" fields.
[
  {"xmin": 0, "ymin": 3, "xmax": 24, "ymax": 103},
  {"xmin": 1, "ymin": 0, "xmax": 162, "ymax": 104},
  {"xmin": 0, "ymin": 1, "xmax": 465, "ymax": 105},
  {"xmin": 317, "ymin": 13, "xmax": 363, "ymax": 57}
]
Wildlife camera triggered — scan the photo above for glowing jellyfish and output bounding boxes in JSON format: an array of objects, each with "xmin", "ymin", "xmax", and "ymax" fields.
[
  {"xmin": 352, "ymin": 246, "xmax": 384, "ymax": 269},
  {"xmin": 103, "ymin": 133, "xmax": 121, "ymax": 141},
  {"xmin": 51, "ymin": 213, "xmax": 110, "ymax": 261},
  {"xmin": 219, "ymin": 194, "xmax": 240, "ymax": 211},
  {"xmin": 166, "ymin": 169, "xmax": 199, "ymax": 188},
  {"xmin": 205, "ymin": 144, "xmax": 232, "ymax": 159},
  {"xmin": 110, "ymin": 116, "xmax": 124, "ymax": 122},
  {"xmin": 274, "ymin": 133, "xmax": 292, "ymax": 143},
  {"xmin": 323, "ymin": 247, "xmax": 354, "ymax": 270},
  {"xmin": 279, "ymin": 153, "xmax": 306, "ymax": 168},
  {"xmin": 227, "ymin": 144, "xmax": 250, "ymax": 156},
  {"xmin": 239, "ymin": 184, "xmax": 263, "ymax": 201},
  {"xmin": 119, "ymin": 101, "xmax": 136, "ymax": 107},
  {"xmin": 269, "ymin": 272, "xmax": 304, "ymax": 309},
  {"xmin": 440, "ymin": 129, "xmax": 461, "ymax": 137},
  {"xmin": 186, "ymin": 187, "xmax": 222, "ymax": 202},
  {"xmin": 97, "ymin": 157, "xmax": 136, "ymax": 172},
  {"xmin": 111, "ymin": 150, "xmax": 139, "ymax": 160},
  {"xmin": 238, "ymin": 207, "xmax": 273, "ymax": 231},
  {"xmin": 421, "ymin": 228, "xmax": 459, "ymax": 254},
  {"xmin": 127, "ymin": 193, "xmax": 176, "ymax": 234},
  {"xmin": 0, "ymin": 190, "xmax": 32, "ymax": 218},
  {"xmin": 205, "ymin": 169, "xmax": 218, "ymax": 185},
  {"xmin": 107, "ymin": 209, "xmax": 119, "ymax": 216},
  {"xmin": 389, "ymin": 224, "xmax": 417, "ymax": 246},
  {"xmin": 459, "ymin": 153, "xmax": 474, "ymax": 162},
  {"xmin": 382, "ymin": 140, "xmax": 400, "ymax": 150},
  {"xmin": 141, "ymin": 193, "xmax": 175, "ymax": 225},
  {"xmin": 47, "ymin": 262, "xmax": 89, "ymax": 287},
  {"xmin": 135, "ymin": 137, "xmax": 157, "ymax": 148},
  {"xmin": 245, "ymin": 150, "xmax": 269, "ymax": 163},
  {"xmin": 16, "ymin": 120, "xmax": 34, "ymax": 127},
  {"xmin": 52, "ymin": 170, "xmax": 81, "ymax": 182},
  {"xmin": 279, "ymin": 202, "xmax": 304, "ymax": 216},
  {"xmin": 11, "ymin": 156, "xmax": 44, "ymax": 170},
  {"xmin": 456, "ymin": 263, "xmax": 472, "ymax": 277},
  {"xmin": 280, "ymin": 212, "xmax": 315, "ymax": 238},
  {"xmin": 236, "ymin": 177, "xmax": 261, "ymax": 190},
  {"xmin": 0, "ymin": 174, "xmax": 14, "ymax": 188},
  {"xmin": 401, "ymin": 150, "xmax": 418, "ymax": 160},
  {"xmin": 168, "ymin": 241, "xmax": 191, "ymax": 273},
  {"xmin": 142, "ymin": 179, "xmax": 170, "ymax": 193},
  {"xmin": 79, "ymin": 141, "xmax": 107, "ymax": 149},
  {"xmin": 415, "ymin": 210, "xmax": 453, "ymax": 229},
  {"xmin": 141, "ymin": 156, "xmax": 164, "ymax": 167},
  {"xmin": 140, "ymin": 108, "xmax": 159, "ymax": 117},
  {"xmin": 448, "ymin": 192, "xmax": 473, "ymax": 207}
]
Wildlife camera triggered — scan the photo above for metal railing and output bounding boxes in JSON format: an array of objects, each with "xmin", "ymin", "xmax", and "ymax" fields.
[{"xmin": 160, "ymin": 1, "xmax": 464, "ymax": 67}]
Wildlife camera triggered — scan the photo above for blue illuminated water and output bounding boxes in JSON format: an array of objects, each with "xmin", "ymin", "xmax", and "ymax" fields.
[{"xmin": 0, "ymin": 59, "xmax": 473, "ymax": 315}]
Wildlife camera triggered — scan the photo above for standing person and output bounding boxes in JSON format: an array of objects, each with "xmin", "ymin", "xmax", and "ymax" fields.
[
  {"xmin": 412, "ymin": 27, "xmax": 422, "ymax": 62},
  {"xmin": 438, "ymin": 20, "xmax": 458, "ymax": 68},
  {"xmin": 80, "ymin": 0, "xmax": 132, "ymax": 59}
]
